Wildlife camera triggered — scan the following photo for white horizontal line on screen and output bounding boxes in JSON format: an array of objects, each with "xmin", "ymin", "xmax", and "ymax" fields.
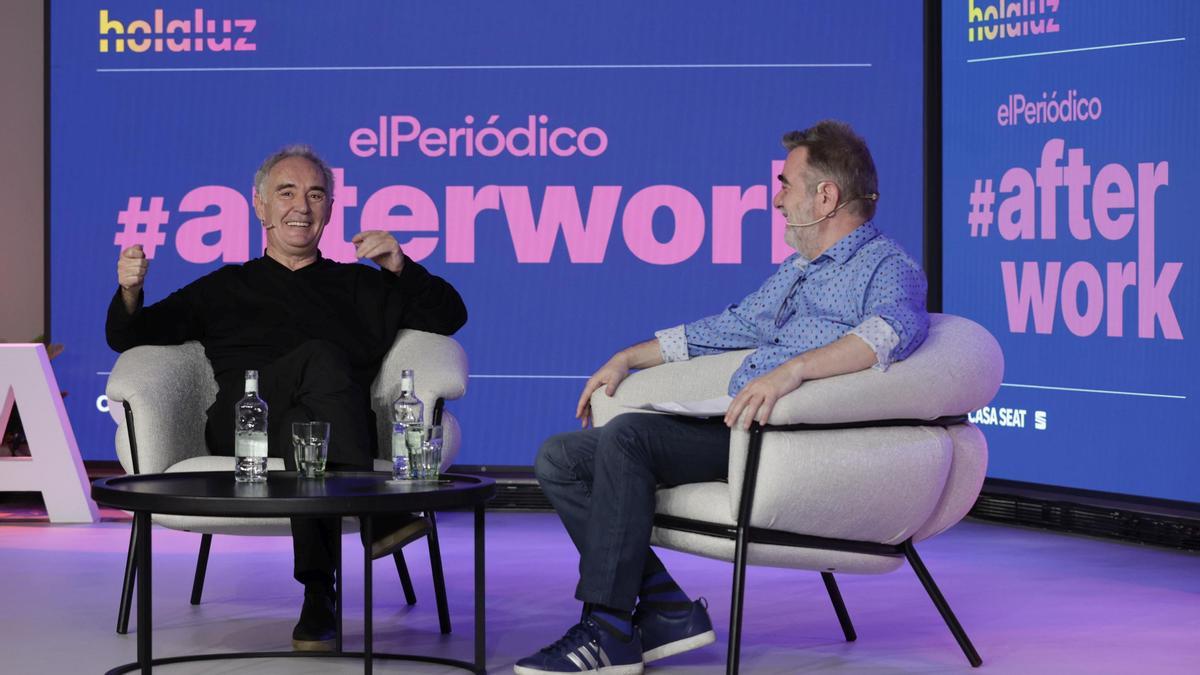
[
  {"xmin": 93, "ymin": 371, "xmax": 591, "ymax": 380},
  {"xmin": 469, "ymin": 374, "xmax": 590, "ymax": 380},
  {"xmin": 967, "ymin": 37, "xmax": 1185, "ymax": 63},
  {"xmin": 93, "ymin": 371, "xmax": 1186, "ymax": 398},
  {"xmin": 1000, "ymin": 382, "xmax": 1186, "ymax": 400},
  {"xmin": 96, "ymin": 62, "xmax": 872, "ymax": 74}
]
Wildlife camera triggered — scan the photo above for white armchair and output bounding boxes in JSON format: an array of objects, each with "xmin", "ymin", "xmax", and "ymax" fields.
[
  {"xmin": 590, "ymin": 314, "xmax": 1002, "ymax": 672},
  {"xmin": 105, "ymin": 329, "xmax": 468, "ymax": 635}
]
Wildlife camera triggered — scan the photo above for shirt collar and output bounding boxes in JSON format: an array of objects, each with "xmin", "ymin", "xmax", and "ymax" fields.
[
  {"xmin": 817, "ymin": 222, "xmax": 881, "ymax": 265},
  {"xmin": 258, "ymin": 251, "xmax": 327, "ymax": 273}
]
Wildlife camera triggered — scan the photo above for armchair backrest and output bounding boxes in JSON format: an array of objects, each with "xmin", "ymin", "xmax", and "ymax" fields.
[
  {"xmin": 591, "ymin": 314, "xmax": 1004, "ymax": 545},
  {"xmin": 106, "ymin": 330, "xmax": 469, "ymax": 475},
  {"xmin": 106, "ymin": 342, "xmax": 217, "ymax": 475}
]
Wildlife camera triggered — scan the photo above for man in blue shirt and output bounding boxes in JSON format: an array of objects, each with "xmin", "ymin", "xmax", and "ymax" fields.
[{"xmin": 516, "ymin": 120, "xmax": 929, "ymax": 675}]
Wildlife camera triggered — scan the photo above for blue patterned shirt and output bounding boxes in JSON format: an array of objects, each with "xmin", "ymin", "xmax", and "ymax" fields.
[{"xmin": 655, "ymin": 223, "xmax": 929, "ymax": 395}]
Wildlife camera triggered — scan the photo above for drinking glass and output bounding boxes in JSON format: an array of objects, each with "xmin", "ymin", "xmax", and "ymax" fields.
[
  {"xmin": 418, "ymin": 425, "xmax": 443, "ymax": 480},
  {"xmin": 404, "ymin": 424, "xmax": 442, "ymax": 480},
  {"xmin": 292, "ymin": 421, "xmax": 330, "ymax": 478}
]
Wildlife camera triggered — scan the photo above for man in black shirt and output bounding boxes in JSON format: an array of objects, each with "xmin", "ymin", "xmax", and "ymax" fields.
[{"xmin": 106, "ymin": 145, "xmax": 467, "ymax": 650}]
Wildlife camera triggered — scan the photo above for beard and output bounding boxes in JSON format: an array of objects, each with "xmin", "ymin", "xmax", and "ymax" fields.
[{"xmin": 783, "ymin": 206, "xmax": 822, "ymax": 259}]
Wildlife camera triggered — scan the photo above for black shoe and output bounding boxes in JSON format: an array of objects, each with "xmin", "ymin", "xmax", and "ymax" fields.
[
  {"xmin": 292, "ymin": 592, "xmax": 336, "ymax": 652},
  {"xmin": 369, "ymin": 513, "xmax": 431, "ymax": 560}
]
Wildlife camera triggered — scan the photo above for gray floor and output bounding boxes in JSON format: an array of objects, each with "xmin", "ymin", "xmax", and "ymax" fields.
[{"xmin": 0, "ymin": 512, "xmax": 1197, "ymax": 674}]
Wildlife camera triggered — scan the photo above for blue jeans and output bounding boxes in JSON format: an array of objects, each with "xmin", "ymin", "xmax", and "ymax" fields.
[{"xmin": 535, "ymin": 412, "xmax": 730, "ymax": 610}]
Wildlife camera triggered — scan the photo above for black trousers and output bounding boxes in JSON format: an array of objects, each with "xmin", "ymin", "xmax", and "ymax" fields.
[{"xmin": 205, "ymin": 339, "xmax": 375, "ymax": 590}]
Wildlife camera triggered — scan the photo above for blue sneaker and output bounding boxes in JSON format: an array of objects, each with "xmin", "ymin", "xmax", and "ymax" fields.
[
  {"xmin": 634, "ymin": 597, "xmax": 717, "ymax": 663},
  {"xmin": 514, "ymin": 616, "xmax": 644, "ymax": 674}
]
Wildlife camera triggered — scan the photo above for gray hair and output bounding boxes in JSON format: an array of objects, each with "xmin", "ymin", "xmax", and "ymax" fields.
[
  {"xmin": 782, "ymin": 120, "xmax": 878, "ymax": 220},
  {"xmin": 253, "ymin": 144, "xmax": 335, "ymax": 199}
]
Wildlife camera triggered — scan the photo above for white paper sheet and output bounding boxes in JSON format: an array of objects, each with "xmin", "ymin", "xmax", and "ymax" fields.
[{"xmin": 638, "ymin": 395, "xmax": 733, "ymax": 418}]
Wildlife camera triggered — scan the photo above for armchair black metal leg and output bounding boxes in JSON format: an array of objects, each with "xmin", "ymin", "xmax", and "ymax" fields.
[
  {"xmin": 727, "ymin": 524, "xmax": 751, "ymax": 675},
  {"xmin": 425, "ymin": 511, "xmax": 452, "ymax": 634},
  {"xmin": 725, "ymin": 423, "xmax": 765, "ymax": 675},
  {"xmin": 392, "ymin": 549, "xmax": 418, "ymax": 605},
  {"xmin": 335, "ymin": 518, "xmax": 343, "ymax": 653},
  {"xmin": 902, "ymin": 540, "xmax": 982, "ymax": 667},
  {"xmin": 189, "ymin": 534, "xmax": 212, "ymax": 605},
  {"xmin": 820, "ymin": 572, "xmax": 856, "ymax": 642},
  {"xmin": 116, "ymin": 520, "xmax": 138, "ymax": 634}
]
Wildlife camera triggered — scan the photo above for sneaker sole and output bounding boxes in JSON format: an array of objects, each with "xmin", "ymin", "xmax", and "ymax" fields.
[
  {"xmin": 291, "ymin": 636, "xmax": 335, "ymax": 652},
  {"xmin": 642, "ymin": 629, "xmax": 717, "ymax": 663},
  {"xmin": 514, "ymin": 663, "xmax": 643, "ymax": 675}
]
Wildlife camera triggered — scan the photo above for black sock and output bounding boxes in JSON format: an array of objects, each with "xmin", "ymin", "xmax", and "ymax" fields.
[{"xmin": 638, "ymin": 569, "xmax": 691, "ymax": 616}]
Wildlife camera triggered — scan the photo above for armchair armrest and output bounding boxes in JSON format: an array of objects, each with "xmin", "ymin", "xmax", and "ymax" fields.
[
  {"xmin": 105, "ymin": 342, "xmax": 218, "ymax": 475},
  {"xmin": 763, "ymin": 314, "xmax": 1003, "ymax": 426},
  {"xmin": 371, "ymin": 330, "xmax": 469, "ymax": 463},
  {"xmin": 371, "ymin": 330, "xmax": 469, "ymax": 417}
]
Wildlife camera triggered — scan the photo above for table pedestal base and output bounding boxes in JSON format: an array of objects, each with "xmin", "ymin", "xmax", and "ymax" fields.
[
  {"xmin": 120, "ymin": 505, "xmax": 486, "ymax": 674},
  {"xmin": 104, "ymin": 650, "xmax": 485, "ymax": 675}
]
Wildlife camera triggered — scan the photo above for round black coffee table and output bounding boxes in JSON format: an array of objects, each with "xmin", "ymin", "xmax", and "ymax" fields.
[{"xmin": 92, "ymin": 471, "xmax": 495, "ymax": 674}]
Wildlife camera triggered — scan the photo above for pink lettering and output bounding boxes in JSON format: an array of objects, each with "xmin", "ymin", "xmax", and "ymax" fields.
[
  {"xmin": 349, "ymin": 128, "xmax": 377, "ymax": 158},
  {"xmin": 1002, "ymin": 260, "xmax": 1060, "ymax": 334},
  {"xmin": 998, "ymin": 167, "xmax": 1035, "ymax": 240},
  {"xmin": 1092, "ymin": 163, "xmax": 1135, "ymax": 240},
  {"xmin": 1064, "ymin": 148, "xmax": 1092, "ymax": 240},
  {"xmin": 390, "ymin": 116, "xmax": 419, "ymax": 157},
  {"xmin": 1106, "ymin": 262, "xmax": 1136, "ymax": 337},
  {"xmin": 360, "ymin": 186, "xmax": 439, "ymax": 262},
  {"xmin": 1036, "ymin": 138, "xmax": 1065, "ymax": 239},
  {"xmin": 622, "ymin": 186, "xmax": 705, "ymax": 265},
  {"xmin": 770, "ymin": 160, "xmax": 790, "ymax": 264},
  {"xmin": 500, "ymin": 186, "xmax": 620, "ymax": 264},
  {"xmin": 1136, "ymin": 161, "xmax": 1181, "ymax": 339},
  {"xmin": 711, "ymin": 185, "xmax": 767, "ymax": 264},
  {"xmin": 175, "ymin": 186, "xmax": 248, "ymax": 263},
  {"xmin": 1060, "ymin": 261, "xmax": 1103, "ymax": 336},
  {"xmin": 444, "ymin": 185, "xmax": 500, "ymax": 263}
]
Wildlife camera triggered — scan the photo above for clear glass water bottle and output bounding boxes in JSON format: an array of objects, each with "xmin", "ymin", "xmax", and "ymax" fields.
[
  {"xmin": 391, "ymin": 369, "xmax": 424, "ymax": 480},
  {"xmin": 234, "ymin": 369, "xmax": 269, "ymax": 483}
]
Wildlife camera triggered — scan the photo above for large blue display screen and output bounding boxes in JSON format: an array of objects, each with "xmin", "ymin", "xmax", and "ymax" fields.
[
  {"xmin": 51, "ymin": 1, "xmax": 924, "ymax": 466},
  {"xmin": 943, "ymin": 1, "xmax": 1198, "ymax": 502}
]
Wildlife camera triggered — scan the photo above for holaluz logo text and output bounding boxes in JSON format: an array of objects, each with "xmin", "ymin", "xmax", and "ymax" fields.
[{"xmin": 99, "ymin": 9, "xmax": 256, "ymax": 53}]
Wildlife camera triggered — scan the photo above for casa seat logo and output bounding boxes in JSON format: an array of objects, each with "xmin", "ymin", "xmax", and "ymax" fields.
[{"xmin": 99, "ymin": 9, "xmax": 256, "ymax": 53}]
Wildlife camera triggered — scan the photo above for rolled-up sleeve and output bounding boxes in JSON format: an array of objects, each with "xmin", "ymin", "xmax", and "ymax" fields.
[
  {"xmin": 654, "ymin": 325, "xmax": 690, "ymax": 363},
  {"xmin": 849, "ymin": 315, "xmax": 901, "ymax": 370},
  {"xmin": 860, "ymin": 255, "xmax": 929, "ymax": 364}
]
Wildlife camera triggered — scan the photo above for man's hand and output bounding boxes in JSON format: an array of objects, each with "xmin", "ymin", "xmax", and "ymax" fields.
[
  {"xmin": 724, "ymin": 361, "xmax": 805, "ymax": 430},
  {"xmin": 353, "ymin": 230, "xmax": 406, "ymax": 273},
  {"xmin": 117, "ymin": 245, "xmax": 148, "ymax": 313},
  {"xmin": 576, "ymin": 354, "xmax": 632, "ymax": 428}
]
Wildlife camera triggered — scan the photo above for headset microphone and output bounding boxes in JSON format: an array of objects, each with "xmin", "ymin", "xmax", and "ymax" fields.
[
  {"xmin": 785, "ymin": 193, "xmax": 880, "ymax": 229},
  {"xmin": 786, "ymin": 212, "xmax": 832, "ymax": 228}
]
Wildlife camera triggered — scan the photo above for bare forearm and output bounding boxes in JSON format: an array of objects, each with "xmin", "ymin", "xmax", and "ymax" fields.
[
  {"xmin": 783, "ymin": 333, "xmax": 877, "ymax": 382},
  {"xmin": 613, "ymin": 339, "xmax": 665, "ymax": 370}
]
